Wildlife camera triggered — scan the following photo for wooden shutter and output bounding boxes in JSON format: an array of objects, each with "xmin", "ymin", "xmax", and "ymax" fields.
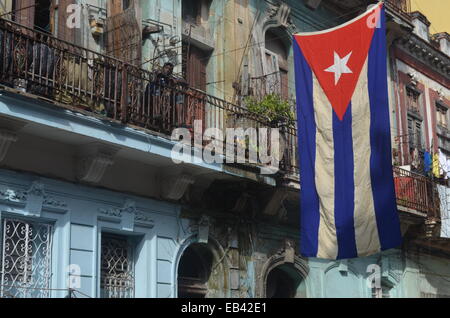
[
  {"xmin": 186, "ymin": 45, "xmax": 208, "ymax": 91},
  {"xmin": 263, "ymin": 49, "xmax": 281, "ymax": 96},
  {"xmin": 105, "ymin": 0, "xmax": 142, "ymax": 65}
]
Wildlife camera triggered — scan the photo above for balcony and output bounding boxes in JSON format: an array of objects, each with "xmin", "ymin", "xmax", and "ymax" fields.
[
  {"xmin": 393, "ymin": 166, "xmax": 442, "ymax": 227},
  {"xmin": 0, "ymin": 18, "xmax": 299, "ymax": 177}
]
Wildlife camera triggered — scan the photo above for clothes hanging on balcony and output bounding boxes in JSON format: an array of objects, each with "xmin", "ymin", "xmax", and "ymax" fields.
[
  {"xmin": 424, "ymin": 151, "xmax": 432, "ymax": 174},
  {"xmin": 411, "ymin": 148, "xmax": 420, "ymax": 170},
  {"xmin": 438, "ymin": 149, "xmax": 448, "ymax": 178},
  {"xmin": 447, "ymin": 158, "xmax": 450, "ymax": 179},
  {"xmin": 433, "ymin": 153, "xmax": 440, "ymax": 178}
]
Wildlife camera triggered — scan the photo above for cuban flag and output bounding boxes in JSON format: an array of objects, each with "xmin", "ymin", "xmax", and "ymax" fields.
[{"xmin": 293, "ymin": 3, "xmax": 402, "ymax": 260}]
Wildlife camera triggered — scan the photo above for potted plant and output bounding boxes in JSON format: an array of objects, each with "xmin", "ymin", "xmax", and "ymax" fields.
[{"xmin": 244, "ymin": 93, "xmax": 295, "ymax": 128}]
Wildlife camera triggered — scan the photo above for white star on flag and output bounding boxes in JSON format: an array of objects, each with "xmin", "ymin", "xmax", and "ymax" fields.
[{"xmin": 325, "ymin": 51, "xmax": 353, "ymax": 85}]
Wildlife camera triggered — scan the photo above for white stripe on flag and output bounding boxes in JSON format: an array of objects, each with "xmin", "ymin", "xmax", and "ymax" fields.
[
  {"xmin": 351, "ymin": 59, "xmax": 381, "ymax": 256},
  {"xmin": 313, "ymin": 74, "xmax": 338, "ymax": 260}
]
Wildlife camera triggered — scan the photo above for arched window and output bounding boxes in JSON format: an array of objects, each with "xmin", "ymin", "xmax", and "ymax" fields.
[
  {"xmin": 266, "ymin": 264, "xmax": 306, "ymax": 298},
  {"xmin": 177, "ymin": 243, "xmax": 213, "ymax": 298}
]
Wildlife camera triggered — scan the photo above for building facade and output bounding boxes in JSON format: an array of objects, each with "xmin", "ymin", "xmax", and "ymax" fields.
[{"xmin": 0, "ymin": 0, "xmax": 448, "ymax": 298}]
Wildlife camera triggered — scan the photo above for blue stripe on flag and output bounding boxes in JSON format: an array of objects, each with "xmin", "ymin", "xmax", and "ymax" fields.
[
  {"xmin": 368, "ymin": 7, "xmax": 402, "ymax": 250},
  {"xmin": 333, "ymin": 103, "xmax": 358, "ymax": 259},
  {"xmin": 294, "ymin": 38, "xmax": 320, "ymax": 258}
]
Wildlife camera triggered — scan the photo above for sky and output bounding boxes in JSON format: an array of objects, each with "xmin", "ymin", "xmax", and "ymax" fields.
[{"xmin": 410, "ymin": 0, "xmax": 450, "ymax": 34}]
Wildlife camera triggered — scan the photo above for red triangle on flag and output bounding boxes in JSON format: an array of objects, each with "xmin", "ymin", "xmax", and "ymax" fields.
[{"xmin": 294, "ymin": 5, "xmax": 380, "ymax": 120}]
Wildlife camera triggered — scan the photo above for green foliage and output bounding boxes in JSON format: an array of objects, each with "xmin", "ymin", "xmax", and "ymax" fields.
[{"xmin": 244, "ymin": 94, "xmax": 295, "ymax": 126}]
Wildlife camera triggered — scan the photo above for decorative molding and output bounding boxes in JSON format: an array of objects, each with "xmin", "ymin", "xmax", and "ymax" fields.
[
  {"xmin": 264, "ymin": 2, "xmax": 297, "ymax": 34},
  {"xmin": 0, "ymin": 130, "xmax": 18, "ymax": 163},
  {"xmin": 99, "ymin": 206, "xmax": 122, "ymax": 220},
  {"xmin": 134, "ymin": 211, "xmax": 155, "ymax": 229},
  {"xmin": 0, "ymin": 181, "xmax": 68, "ymax": 215},
  {"xmin": 380, "ymin": 254, "xmax": 401, "ymax": 286},
  {"xmin": 98, "ymin": 199, "xmax": 155, "ymax": 230},
  {"xmin": 160, "ymin": 174, "xmax": 195, "ymax": 201},
  {"xmin": 198, "ymin": 215, "xmax": 210, "ymax": 244},
  {"xmin": 284, "ymin": 239, "xmax": 295, "ymax": 264},
  {"xmin": 257, "ymin": 251, "xmax": 309, "ymax": 297},
  {"xmin": 407, "ymin": 72, "xmax": 419, "ymax": 87},
  {"xmin": 399, "ymin": 35, "xmax": 450, "ymax": 79},
  {"xmin": 0, "ymin": 188, "xmax": 27, "ymax": 205},
  {"xmin": 338, "ymin": 259, "xmax": 349, "ymax": 274}
]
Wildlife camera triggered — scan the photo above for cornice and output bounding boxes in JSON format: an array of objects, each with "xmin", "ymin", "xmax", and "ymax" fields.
[{"xmin": 397, "ymin": 34, "xmax": 450, "ymax": 80}]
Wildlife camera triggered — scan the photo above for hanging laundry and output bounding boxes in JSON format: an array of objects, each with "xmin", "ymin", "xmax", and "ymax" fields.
[
  {"xmin": 447, "ymin": 158, "xmax": 450, "ymax": 180},
  {"xmin": 411, "ymin": 148, "xmax": 420, "ymax": 169},
  {"xmin": 424, "ymin": 151, "xmax": 432, "ymax": 174},
  {"xmin": 439, "ymin": 149, "xmax": 448, "ymax": 178},
  {"xmin": 433, "ymin": 153, "xmax": 440, "ymax": 178}
]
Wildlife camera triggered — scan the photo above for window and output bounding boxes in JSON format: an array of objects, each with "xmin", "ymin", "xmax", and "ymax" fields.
[
  {"xmin": 408, "ymin": 116, "xmax": 423, "ymax": 151},
  {"xmin": 0, "ymin": 218, "xmax": 53, "ymax": 298},
  {"xmin": 122, "ymin": 0, "xmax": 131, "ymax": 10},
  {"xmin": 100, "ymin": 234, "xmax": 134, "ymax": 298},
  {"xmin": 182, "ymin": 45, "xmax": 210, "ymax": 90},
  {"xmin": 255, "ymin": 28, "xmax": 289, "ymax": 101},
  {"xmin": 182, "ymin": 0, "xmax": 201, "ymax": 25},
  {"xmin": 266, "ymin": 264, "xmax": 305, "ymax": 298},
  {"xmin": 437, "ymin": 103, "xmax": 448, "ymax": 129},
  {"xmin": 406, "ymin": 87, "xmax": 421, "ymax": 114},
  {"xmin": 177, "ymin": 243, "xmax": 213, "ymax": 298},
  {"xmin": 34, "ymin": 0, "xmax": 51, "ymax": 33}
]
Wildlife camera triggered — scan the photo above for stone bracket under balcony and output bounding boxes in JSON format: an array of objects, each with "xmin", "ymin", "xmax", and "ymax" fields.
[
  {"xmin": 0, "ymin": 129, "xmax": 18, "ymax": 163},
  {"xmin": 262, "ymin": 188, "xmax": 288, "ymax": 216},
  {"xmin": 76, "ymin": 143, "xmax": 118, "ymax": 184},
  {"xmin": 160, "ymin": 173, "xmax": 195, "ymax": 201},
  {"xmin": 0, "ymin": 116, "xmax": 27, "ymax": 163}
]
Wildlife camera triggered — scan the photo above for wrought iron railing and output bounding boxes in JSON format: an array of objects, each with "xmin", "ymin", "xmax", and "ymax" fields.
[
  {"xmin": 393, "ymin": 166, "xmax": 439, "ymax": 217},
  {"xmin": 0, "ymin": 18, "xmax": 299, "ymax": 176},
  {"xmin": 249, "ymin": 71, "xmax": 287, "ymax": 101}
]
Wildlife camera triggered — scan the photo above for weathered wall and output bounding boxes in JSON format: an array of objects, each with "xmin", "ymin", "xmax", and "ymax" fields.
[{"xmin": 2, "ymin": 165, "xmax": 449, "ymax": 298}]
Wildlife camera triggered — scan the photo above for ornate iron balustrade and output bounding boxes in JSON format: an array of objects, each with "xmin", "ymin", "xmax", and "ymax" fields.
[
  {"xmin": 393, "ymin": 166, "xmax": 439, "ymax": 217},
  {"xmin": 0, "ymin": 18, "xmax": 299, "ymax": 176},
  {"xmin": 249, "ymin": 71, "xmax": 283, "ymax": 101}
]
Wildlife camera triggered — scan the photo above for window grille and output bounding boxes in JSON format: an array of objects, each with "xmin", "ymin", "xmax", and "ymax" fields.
[
  {"xmin": 100, "ymin": 234, "xmax": 134, "ymax": 298},
  {"xmin": 0, "ymin": 218, "xmax": 53, "ymax": 298}
]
